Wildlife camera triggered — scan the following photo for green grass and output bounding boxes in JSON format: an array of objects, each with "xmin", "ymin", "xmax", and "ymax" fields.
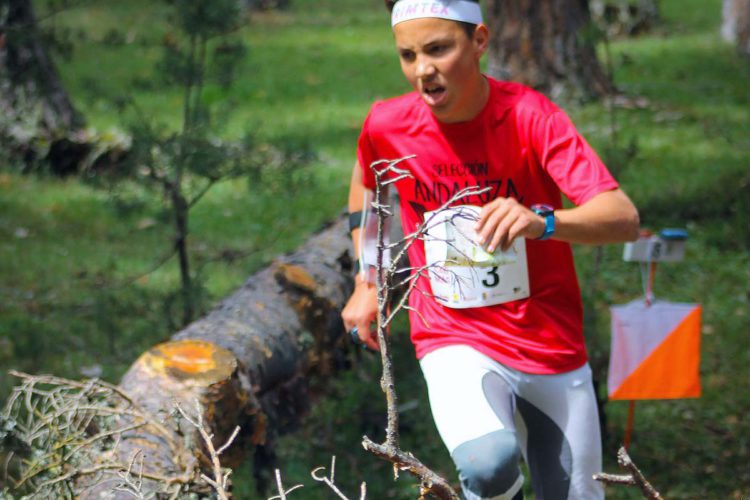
[{"xmin": 2, "ymin": 0, "xmax": 750, "ymax": 497}]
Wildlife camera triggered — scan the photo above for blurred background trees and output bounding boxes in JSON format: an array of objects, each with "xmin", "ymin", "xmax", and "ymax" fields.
[
  {"xmin": 485, "ymin": 0, "xmax": 613, "ymax": 100},
  {"xmin": 0, "ymin": 0, "xmax": 85, "ymax": 173},
  {"xmin": 722, "ymin": 0, "xmax": 750, "ymax": 55}
]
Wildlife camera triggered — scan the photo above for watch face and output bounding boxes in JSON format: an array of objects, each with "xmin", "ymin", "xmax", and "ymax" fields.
[{"xmin": 531, "ymin": 203, "xmax": 554, "ymax": 216}]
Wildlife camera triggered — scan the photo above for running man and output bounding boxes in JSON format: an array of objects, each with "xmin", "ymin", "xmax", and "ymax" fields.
[{"xmin": 342, "ymin": 1, "xmax": 640, "ymax": 498}]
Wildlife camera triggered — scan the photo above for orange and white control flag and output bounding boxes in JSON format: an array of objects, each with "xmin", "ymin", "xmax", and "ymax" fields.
[{"xmin": 608, "ymin": 300, "xmax": 702, "ymax": 400}]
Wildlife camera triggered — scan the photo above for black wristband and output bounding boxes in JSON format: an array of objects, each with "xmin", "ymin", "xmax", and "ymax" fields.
[
  {"xmin": 348, "ymin": 210, "xmax": 363, "ymax": 233},
  {"xmin": 353, "ymin": 260, "xmax": 361, "ymax": 275}
]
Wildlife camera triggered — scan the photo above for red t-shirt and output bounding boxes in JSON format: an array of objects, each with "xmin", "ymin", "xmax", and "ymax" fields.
[{"xmin": 356, "ymin": 77, "xmax": 618, "ymax": 374}]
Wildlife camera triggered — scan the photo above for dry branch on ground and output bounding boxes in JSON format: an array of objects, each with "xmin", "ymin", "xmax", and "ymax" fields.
[
  {"xmin": 2, "ymin": 215, "xmax": 356, "ymax": 497},
  {"xmin": 594, "ymin": 446, "xmax": 663, "ymax": 499}
]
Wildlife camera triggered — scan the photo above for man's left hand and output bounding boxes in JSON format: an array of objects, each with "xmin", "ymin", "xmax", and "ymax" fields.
[{"xmin": 474, "ymin": 197, "xmax": 546, "ymax": 252}]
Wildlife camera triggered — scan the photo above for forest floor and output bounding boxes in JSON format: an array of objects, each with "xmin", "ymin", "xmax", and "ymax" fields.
[{"xmin": 1, "ymin": 0, "xmax": 749, "ymax": 498}]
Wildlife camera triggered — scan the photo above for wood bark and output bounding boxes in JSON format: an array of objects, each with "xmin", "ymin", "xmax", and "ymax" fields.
[
  {"xmin": 79, "ymin": 341, "xmax": 247, "ymax": 497},
  {"xmin": 722, "ymin": 0, "xmax": 750, "ymax": 55},
  {"xmin": 485, "ymin": 0, "xmax": 613, "ymax": 101},
  {"xmin": 1, "ymin": 0, "xmax": 83, "ymax": 129},
  {"xmin": 77, "ymin": 215, "xmax": 355, "ymax": 497}
]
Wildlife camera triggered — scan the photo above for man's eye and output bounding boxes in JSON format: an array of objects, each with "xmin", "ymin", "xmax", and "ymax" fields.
[
  {"xmin": 429, "ymin": 45, "xmax": 447, "ymax": 55},
  {"xmin": 400, "ymin": 51, "xmax": 415, "ymax": 61}
]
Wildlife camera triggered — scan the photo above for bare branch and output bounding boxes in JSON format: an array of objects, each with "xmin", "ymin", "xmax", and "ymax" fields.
[
  {"xmin": 382, "ymin": 268, "xmax": 427, "ymax": 326},
  {"xmin": 369, "ymin": 155, "xmax": 415, "ymax": 175},
  {"xmin": 357, "ymin": 156, "xmax": 463, "ymax": 499},
  {"xmin": 593, "ymin": 472, "xmax": 637, "ymax": 485},
  {"xmin": 267, "ymin": 468, "xmax": 304, "ymax": 500},
  {"xmin": 310, "ymin": 456, "xmax": 364, "ymax": 500},
  {"xmin": 361, "ymin": 437, "xmax": 459, "ymax": 500},
  {"xmin": 385, "ymin": 185, "xmax": 491, "ymax": 279},
  {"xmin": 8, "ymin": 371, "xmax": 174, "ymax": 441},
  {"xmin": 594, "ymin": 447, "xmax": 663, "ymax": 499},
  {"xmin": 616, "ymin": 447, "xmax": 663, "ymax": 499},
  {"xmin": 216, "ymin": 425, "xmax": 241, "ymax": 456},
  {"xmin": 63, "ymin": 422, "xmax": 146, "ymax": 461},
  {"xmin": 382, "ymin": 173, "xmax": 412, "ymax": 186},
  {"xmin": 112, "ymin": 450, "xmax": 147, "ymax": 499},
  {"xmin": 188, "ymin": 178, "xmax": 217, "ymax": 208},
  {"xmin": 175, "ymin": 400, "xmax": 239, "ymax": 500},
  {"xmin": 2, "ymin": 372, "xmax": 202, "ymax": 497}
]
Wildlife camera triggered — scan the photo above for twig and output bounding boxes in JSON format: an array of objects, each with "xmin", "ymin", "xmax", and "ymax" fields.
[
  {"xmin": 175, "ymin": 400, "xmax": 239, "ymax": 500},
  {"xmin": 616, "ymin": 447, "xmax": 663, "ymax": 499},
  {"xmin": 384, "ymin": 184, "xmax": 490, "ymax": 280},
  {"xmin": 310, "ymin": 456, "xmax": 365, "ymax": 500},
  {"xmin": 593, "ymin": 472, "xmax": 636, "ymax": 485},
  {"xmin": 63, "ymin": 422, "xmax": 146, "ymax": 461},
  {"xmin": 268, "ymin": 468, "xmax": 304, "ymax": 500},
  {"xmin": 8, "ymin": 371, "xmax": 174, "ymax": 441},
  {"xmin": 358, "ymin": 156, "xmax": 462, "ymax": 500},
  {"xmin": 113, "ymin": 450, "xmax": 147, "ymax": 499},
  {"xmin": 3, "ymin": 371, "xmax": 195, "ymax": 497},
  {"xmin": 593, "ymin": 446, "xmax": 663, "ymax": 499},
  {"xmin": 361, "ymin": 437, "xmax": 459, "ymax": 500},
  {"xmin": 33, "ymin": 461, "xmax": 192, "ymax": 491}
]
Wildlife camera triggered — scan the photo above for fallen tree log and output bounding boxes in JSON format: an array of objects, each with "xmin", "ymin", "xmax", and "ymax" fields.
[{"xmin": 76, "ymin": 214, "xmax": 356, "ymax": 497}]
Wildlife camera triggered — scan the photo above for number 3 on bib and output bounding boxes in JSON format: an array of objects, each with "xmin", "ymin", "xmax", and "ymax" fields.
[
  {"xmin": 423, "ymin": 206, "xmax": 530, "ymax": 309},
  {"xmin": 482, "ymin": 266, "xmax": 500, "ymax": 288}
]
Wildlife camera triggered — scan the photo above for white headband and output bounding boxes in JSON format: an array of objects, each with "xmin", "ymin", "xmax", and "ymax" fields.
[{"xmin": 391, "ymin": 0, "xmax": 483, "ymax": 27}]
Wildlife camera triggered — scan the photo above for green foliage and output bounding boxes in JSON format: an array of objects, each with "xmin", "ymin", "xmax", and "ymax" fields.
[
  {"xmin": 0, "ymin": 86, "xmax": 50, "ymax": 169},
  {"xmin": 77, "ymin": 0, "xmax": 317, "ymax": 326},
  {"xmin": 170, "ymin": 0, "xmax": 242, "ymax": 38}
]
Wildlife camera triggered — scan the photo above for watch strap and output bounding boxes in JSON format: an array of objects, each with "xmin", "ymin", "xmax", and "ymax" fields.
[
  {"xmin": 531, "ymin": 204, "xmax": 555, "ymax": 240},
  {"xmin": 538, "ymin": 213, "xmax": 555, "ymax": 240}
]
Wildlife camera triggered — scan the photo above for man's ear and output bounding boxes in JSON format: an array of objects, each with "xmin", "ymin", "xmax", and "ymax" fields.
[{"xmin": 473, "ymin": 23, "xmax": 490, "ymax": 58}]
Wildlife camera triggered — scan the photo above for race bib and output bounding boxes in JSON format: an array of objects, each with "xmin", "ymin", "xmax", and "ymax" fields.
[{"xmin": 423, "ymin": 205, "xmax": 530, "ymax": 309}]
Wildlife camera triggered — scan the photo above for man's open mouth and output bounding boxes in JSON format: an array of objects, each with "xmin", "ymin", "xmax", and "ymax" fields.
[{"xmin": 422, "ymin": 85, "xmax": 447, "ymax": 105}]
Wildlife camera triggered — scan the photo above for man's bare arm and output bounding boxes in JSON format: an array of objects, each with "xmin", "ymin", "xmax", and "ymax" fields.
[
  {"xmin": 341, "ymin": 161, "xmax": 380, "ymax": 350},
  {"xmin": 475, "ymin": 188, "xmax": 639, "ymax": 252}
]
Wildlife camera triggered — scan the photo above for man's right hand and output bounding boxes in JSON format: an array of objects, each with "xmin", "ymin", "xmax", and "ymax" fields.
[{"xmin": 341, "ymin": 274, "xmax": 380, "ymax": 351}]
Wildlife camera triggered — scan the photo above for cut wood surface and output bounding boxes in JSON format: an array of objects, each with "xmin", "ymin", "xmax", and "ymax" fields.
[{"xmin": 78, "ymin": 214, "xmax": 356, "ymax": 497}]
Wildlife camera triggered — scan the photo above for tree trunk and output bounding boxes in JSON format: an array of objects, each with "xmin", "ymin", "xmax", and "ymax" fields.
[
  {"xmin": 722, "ymin": 0, "xmax": 750, "ymax": 55},
  {"xmin": 485, "ymin": 0, "xmax": 613, "ymax": 101},
  {"xmin": 77, "ymin": 214, "xmax": 356, "ymax": 498},
  {"xmin": 172, "ymin": 189, "xmax": 194, "ymax": 325},
  {"xmin": 0, "ymin": 0, "xmax": 85, "ymax": 172}
]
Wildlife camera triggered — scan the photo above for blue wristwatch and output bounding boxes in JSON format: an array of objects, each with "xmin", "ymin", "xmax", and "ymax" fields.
[{"xmin": 531, "ymin": 204, "xmax": 555, "ymax": 240}]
